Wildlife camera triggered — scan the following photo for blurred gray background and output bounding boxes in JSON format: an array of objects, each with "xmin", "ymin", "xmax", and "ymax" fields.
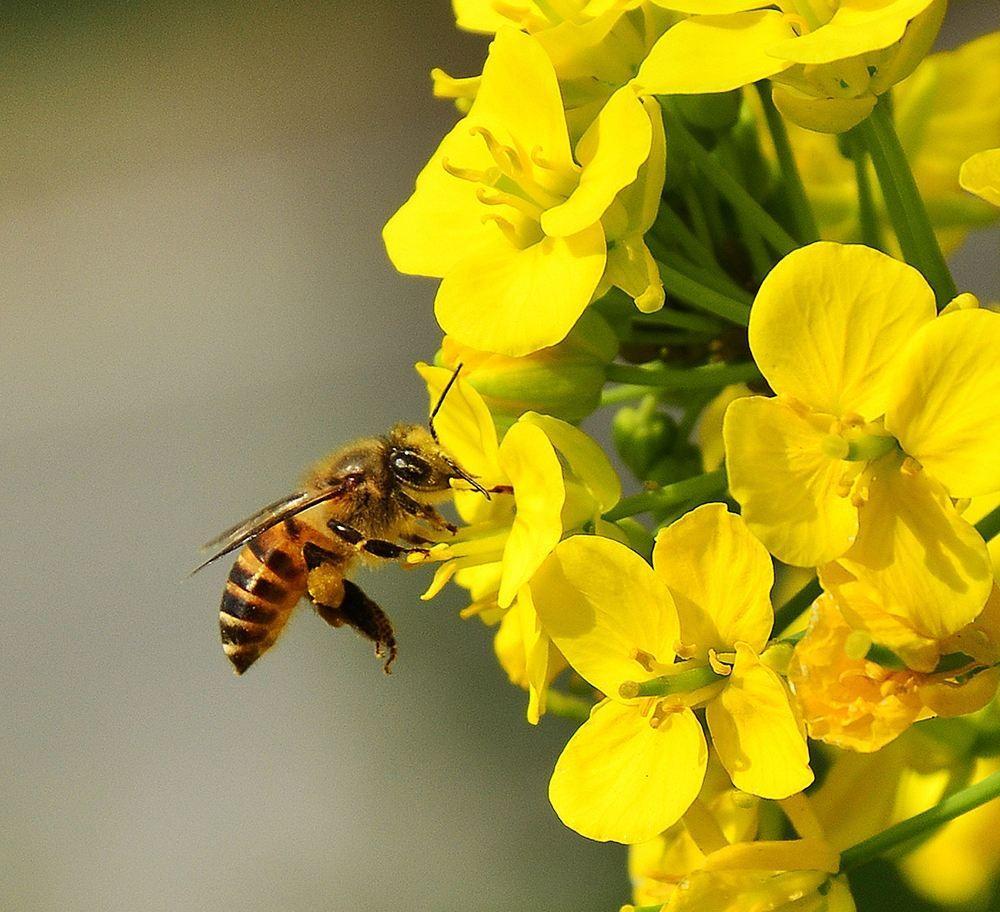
[{"xmin": 1, "ymin": 3, "xmax": 997, "ymax": 912}]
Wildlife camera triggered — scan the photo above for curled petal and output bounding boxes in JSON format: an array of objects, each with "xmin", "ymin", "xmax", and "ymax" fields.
[{"xmin": 960, "ymin": 148, "xmax": 1000, "ymax": 207}]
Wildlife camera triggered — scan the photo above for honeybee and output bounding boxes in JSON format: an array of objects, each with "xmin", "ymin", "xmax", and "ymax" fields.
[{"xmin": 196, "ymin": 370, "xmax": 492, "ymax": 676}]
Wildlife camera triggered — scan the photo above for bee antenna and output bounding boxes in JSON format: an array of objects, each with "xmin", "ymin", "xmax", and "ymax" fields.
[{"xmin": 428, "ymin": 362, "xmax": 463, "ymax": 443}]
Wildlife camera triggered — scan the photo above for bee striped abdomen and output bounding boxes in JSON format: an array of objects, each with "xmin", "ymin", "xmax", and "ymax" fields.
[{"xmin": 220, "ymin": 524, "xmax": 307, "ymax": 675}]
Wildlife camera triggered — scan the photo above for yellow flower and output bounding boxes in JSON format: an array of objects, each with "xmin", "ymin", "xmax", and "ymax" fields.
[
  {"xmin": 789, "ymin": 586, "xmax": 1000, "ymax": 751},
  {"xmin": 530, "ymin": 504, "xmax": 812, "ymax": 844},
  {"xmin": 961, "ymin": 147, "xmax": 1000, "ymax": 207},
  {"xmin": 445, "ymin": 2, "xmax": 677, "ymax": 136},
  {"xmin": 660, "ymin": 868, "xmax": 854, "ymax": 912},
  {"xmin": 724, "ymin": 242, "xmax": 997, "ymax": 641},
  {"xmin": 417, "ymin": 363, "xmax": 622, "ymax": 721},
  {"xmin": 384, "ymin": 28, "xmax": 662, "ymax": 357},
  {"xmin": 760, "ymin": 32, "xmax": 1000, "ymax": 253},
  {"xmin": 434, "ymin": 309, "xmax": 618, "ymax": 432},
  {"xmin": 635, "ymin": 0, "xmax": 946, "ymax": 132}
]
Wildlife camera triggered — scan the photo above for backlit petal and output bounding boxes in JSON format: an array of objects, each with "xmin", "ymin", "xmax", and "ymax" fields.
[
  {"xmin": 549, "ymin": 701, "xmax": 707, "ymax": 844},
  {"xmin": 960, "ymin": 148, "xmax": 1000, "ymax": 207},
  {"xmin": 749, "ymin": 243, "xmax": 936, "ymax": 417},
  {"xmin": 634, "ymin": 11, "xmax": 795, "ymax": 96},
  {"xmin": 521, "ymin": 412, "xmax": 622, "ymax": 511},
  {"xmin": 435, "ymin": 222, "xmax": 606, "ymax": 357},
  {"xmin": 531, "ymin": 535, "xmax": 679, "ymax": 697},
  {"xmin": 837, "ymin": 458, "xmax": 993, "ymax": 641},
  {"xmin": 417, "ymin": 362, "xmax": 504, "ymax": 483},
  {"xmin": 653, "ymin": 504, "xmax": 774, "ymax": 656},
  {"xmin": 497, "ymin": 422, "xmax": 565, "ymax": 608},
  {"xmin": 885, "ymin": 308, "xmax": 1000, "ymax": 498},
  {"xmin": 707, "ymin": 644, "xmax": 813, "ymax": 799},
  {"xmin": 724, "ymin": 395, "xmax": 859, "ymax": 567}
]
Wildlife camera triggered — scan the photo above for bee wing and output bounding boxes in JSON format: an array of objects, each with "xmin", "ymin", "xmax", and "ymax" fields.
[{"xmin": 192, "ymin": 477, "xmax": 360, "ymax": 574}]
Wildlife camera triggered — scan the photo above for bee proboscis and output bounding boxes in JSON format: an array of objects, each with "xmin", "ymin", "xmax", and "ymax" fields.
[{"xmin": 195, "ymin": 368, "xmax": 493, "ymax": 675}]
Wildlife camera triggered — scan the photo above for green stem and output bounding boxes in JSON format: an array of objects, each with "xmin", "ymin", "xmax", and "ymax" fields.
[
  {"xmin": 660, "ymin": 98, "xmax": 798, "ymax": 256},
  {"xmin": 849, "ymin": 133, "xmax": 882, "ymax": 250},
  {"xmin": 653, "ymin": 204, "xmax": 718, "ymax": 269},
  {"xmin": 544, "ymin": 690, "xmax": 594, "ymax": 723},
  {"xmin": 632, "ymin": 309, "xmax": 722, "ymax": 334},
  {"xmin": 773, "ymin": 577, "xmax": 823, "ymax": 635},
  {"xmin": 681, "ymin": 182, "xmax": 715, "ymax": 254},
  {"xmin": 975, "ymin": 505, "xmax": 1000, "ymax": 542},
  {"xmin": 857, "ymin": 100, "xmax": 957, "ymax": 307},
  {"xmin": 756, "ymin": 82, "xmax": 819, "ymax": 243},
  {"xmin": 657, "ymin": 248, "xmax": 755, "ymax": 306},
  {"xmin": 657, "ymin": 262, "xmax": 752, "ymax": 326},
  {"xmin": 840, "ymin": 770, "xmax": 1000, "ymax": 871},
  {"xmin": 599, "ymin": 384, "xmax": 648, "ymax": 407},
  {"xmin": 603, "ymin": 469, "xmax": 727, "ymax": 522},
  {"xmin": 621, "ymin": 664, "xmax": 724, "ymax": 699},
  {"xmin": 606, "ymin": 361, "xmax": 761, "ymax": 390}
]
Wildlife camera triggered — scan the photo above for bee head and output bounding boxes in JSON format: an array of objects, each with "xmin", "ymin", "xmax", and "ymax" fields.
[{"xmin": 386, "ymin": 424, "xmax": 488, "ymax": 500}]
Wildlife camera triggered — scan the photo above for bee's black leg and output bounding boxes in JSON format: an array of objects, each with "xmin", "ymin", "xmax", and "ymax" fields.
[
  {"xmin": 330, "ymin": 581, "xmax": 397, "ymax": 673},
  {"xmin": 326, "ymin": 519, "xmax": 431, "ymax": 561},
  {"xmin": 393, "ymin": 491, "xmax": 458, "ymax": 535}
]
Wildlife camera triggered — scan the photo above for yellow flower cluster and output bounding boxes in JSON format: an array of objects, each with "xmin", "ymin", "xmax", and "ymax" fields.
[{"xmin": 377, "ymin": 2, "xmax": 1000, "ymax": 909}]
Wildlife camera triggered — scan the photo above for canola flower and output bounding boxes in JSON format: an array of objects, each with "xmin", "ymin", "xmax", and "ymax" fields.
[{"xmin": 375, "ymin": 3, "xmax": 1000, "ymax": 908}]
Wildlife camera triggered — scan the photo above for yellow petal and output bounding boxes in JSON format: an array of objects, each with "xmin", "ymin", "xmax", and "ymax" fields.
[
  {"xmin": 723, "ymin": 395, "xmax": 859, "ymax": 567},
  {"xmin": 771, "ymin": 83, "xmax": 876, "ymax": 134},
  {"xmin": 960, "ymin": 148, "xmax": 1000, "ymax": 207},
  {"xmin": 749, "ymin": 242, "xmax": 936, "ymax": 417},
  {"xmin": 521, "ymin": 412, "xmax": 622, "ymax": 511},
  {"xmin": 542, "ymin": 88, "xmax": 651, "ymax": 238},
  {"xmin": 416, "ymin": 362, "xmax": 504, "ymax": 484},
  {"xmin": 634, "ymin": 11, "xmax": 795, "ymax": 96},
  {"xmin": 497, "ymin": 421, "xmax": 566, "ymax": 608},
  {"xmin": 604, "ymin": 238, "xmax": 665, "ymax": 314},
  {"xmin": 549, "ymin": 701, "xmax": 707, "ymax": 844},
  {"xmin": 769, "ymin": 0, "xmax": 939, "ymax": 66},
  {"xmin": 698, "ymin": 383, "xmax": 752, "ymax": 472},
  {"xmin": 653, "ymin": 504, "xmax": 774, "ymax": 656},
  {"xmin": 885, "ymin": 309, "xmax": 1000, "ymax": 498},
  {"xmin": 706, "ymin": 644, "xmax": 813, "ymax": 799},
  {"xmin": 838, "ymin": 458, "xmax": 993, "ymax": 641},
  {"xmin": 452, "ymin": 0, "xmax": 513, "ymax": 33},
  {"xmin": 435, "ymin": 222, "xmax": 606, "ymax": 357},
  {"xmin": 469, "ymin": 28, "xmax": 576, "ymax": 179},
  {"xmin": 531, "ymin": 535, "xmax": 680, "ymax": 697},
  {"xmin": 649, "ymin": 1, "xmax": 770, "ymax": 11},
  {"xmin": 382, "ymin": 120, "xmax": 498, "ymax": 277}
]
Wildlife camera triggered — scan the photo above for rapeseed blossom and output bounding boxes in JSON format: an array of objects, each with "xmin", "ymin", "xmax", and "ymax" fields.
[{"xmin": 374, "ymin": 3, "xmax": 1000, "ymax": 908}]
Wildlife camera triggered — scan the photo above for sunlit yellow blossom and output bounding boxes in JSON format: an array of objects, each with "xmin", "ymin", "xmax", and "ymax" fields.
[
  {"xmin": 789, "ymin": 587, "xmax": 1000, "ymax": 751},
  {"xmin": 435, "ymin": 301, "xmax": 618, "ymax": 433},
  {"xmin": 531, "ymin": 505, "xmax": 812, "ymax": 844},
  {"xmin": 724, "ymin": 242, "xmax": 997, "ymax": 641},
  {"xmin": 635, "ymin": 0, "xmax": 946, "ymax": 132},
  {"xmin": 447, "ymin": 2, "xmax": 677, "ymax": 137},
  {"xmin": 384, "ymin": 28, "xmax": 662, "ymax": 357},
  {"xmin": 760, "ymin": 33, "xmax": 1000, "ymax": 252},
  {"xmin": 961, "ymin": 147, "xmax": 1000, "ymax": 207},
  {"xmin": 417, "ymin": 363, "xmax": 621, "ymax": 721}
]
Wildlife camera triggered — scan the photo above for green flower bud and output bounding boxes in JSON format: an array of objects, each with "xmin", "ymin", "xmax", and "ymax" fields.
[
  {"xmin": 436, "ymin": 309, "xmax": 617, "ymax": 432},
  {"xmin": 612, "ymin": 396, "xmax": 678, "ymax": 480},
  {"xmin": 674, "ymin": 90, "xmax": 742, "ymax": 133}
]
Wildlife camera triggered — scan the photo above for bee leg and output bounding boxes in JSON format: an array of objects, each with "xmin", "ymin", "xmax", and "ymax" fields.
[
  {"xmin": 326, "ymin": 519, "xmax": 431, "ymax": 561},
  {"xmin": 322, "ymin": 581, "xmax": 397, "ymax": 674},
  {"xmin": 393, "ymin": 491, "xmax": 458, "ymax": 535}
]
